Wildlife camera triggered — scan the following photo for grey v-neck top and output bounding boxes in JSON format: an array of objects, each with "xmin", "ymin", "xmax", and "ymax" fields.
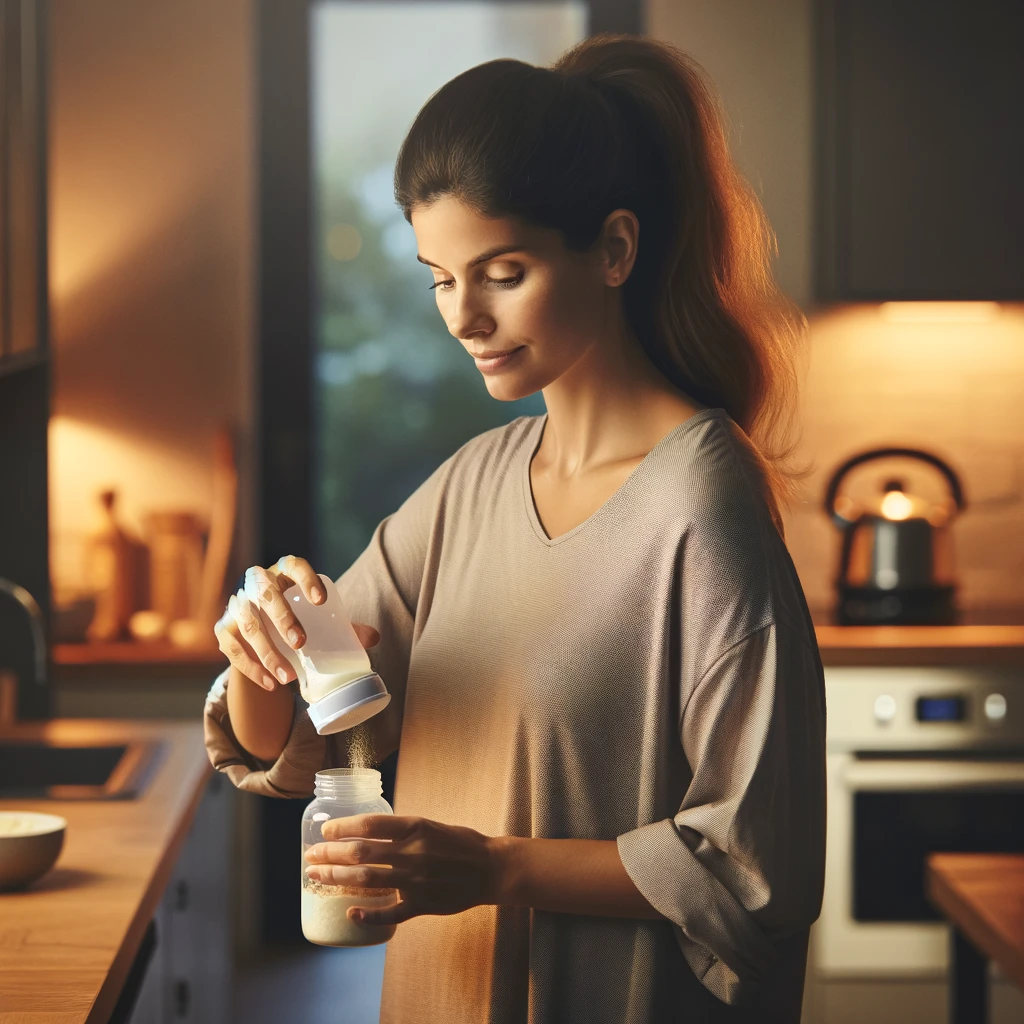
[{"xmin": 204, "ymin": 408, "xmax": 827, "ymax": 1023}]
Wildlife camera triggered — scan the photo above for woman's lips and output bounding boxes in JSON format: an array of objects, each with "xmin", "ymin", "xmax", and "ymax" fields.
[{"xmin": 472, "ymin": 345, "xmax": 525, "ymax": 374}]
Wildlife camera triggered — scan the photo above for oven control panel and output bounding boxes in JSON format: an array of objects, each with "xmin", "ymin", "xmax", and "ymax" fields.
[{"xmin": 826, "ymin": 666, "xmax": 1024, "ymax": 751}]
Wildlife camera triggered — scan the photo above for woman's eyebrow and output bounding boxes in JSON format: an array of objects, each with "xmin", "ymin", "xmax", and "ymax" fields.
[{"xmin": 416, "ymin": 245, "xmax": 533, "ymax": 270}]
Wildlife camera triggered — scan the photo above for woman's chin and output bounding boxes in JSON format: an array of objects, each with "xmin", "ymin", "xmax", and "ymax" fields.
[{"xmin": 482, "ymin": 374, "xmax": 538, "ymax": 403}]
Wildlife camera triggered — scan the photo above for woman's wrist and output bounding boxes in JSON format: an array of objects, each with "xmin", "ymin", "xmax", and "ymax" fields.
[
  {"xmin": 487, "ymin": 834, "xmax": 524, "ymax": 906},
  {"xmin": 483, "ymin": 834, "xmax": 668, "ymax": 920}
]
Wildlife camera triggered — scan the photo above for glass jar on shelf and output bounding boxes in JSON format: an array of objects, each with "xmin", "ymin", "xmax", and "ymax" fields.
[{"xmin": 301, "ymin": 767, "xmax": 399, "ymax": 947}]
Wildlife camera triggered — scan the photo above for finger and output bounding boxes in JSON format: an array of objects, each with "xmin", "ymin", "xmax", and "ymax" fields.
[
  {"xmin": 348, "ymin": 899, "xmax": 418, "ymax": 927},
  {"xmin": 305, "ymin": 863, "xmax": 405, "ymax": 888},
  {"xmin": 246, "ymin": 565, "xmax": 306, "ymax": 650},
  {"xmin": 215, "ymin": 611, "xmax": 277, "ymax": 690},
  {"xmin": 305, "ymin": 838, "xmax": 398, "ymax": 866},
  {"xmin": 229, "ymin": 591, "xmax": 294, "ymax": 685},
  {"xmin": 272, "ymin": 555, "xmax": 327, "ymax": 605},
  {"xmin": 351, "ymin": 623, "xmax": 380, "ymax": 649},
  {"xmin": 320, "ymin": 814, "xmax": 416, "ymax": 842}
]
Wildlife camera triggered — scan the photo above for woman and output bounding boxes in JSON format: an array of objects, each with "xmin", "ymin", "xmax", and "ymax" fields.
[{"xmin": 205, "ymin": 31, "xmax": 826, "ymax": 1024}]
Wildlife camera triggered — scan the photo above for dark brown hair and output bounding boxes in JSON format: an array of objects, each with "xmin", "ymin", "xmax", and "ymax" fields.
[{"xmin": 393, "ymin": 33, "xmax": 806, "ymax": 532}]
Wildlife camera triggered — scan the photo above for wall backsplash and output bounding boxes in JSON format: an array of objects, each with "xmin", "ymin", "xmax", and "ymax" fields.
[
  {"xmin": 782, "ymin": 303, "xmax": 1024, "ymax": 612},
  {"xmin": 47, "ymin": 0, "xmax": 256, "ymax": 604}
]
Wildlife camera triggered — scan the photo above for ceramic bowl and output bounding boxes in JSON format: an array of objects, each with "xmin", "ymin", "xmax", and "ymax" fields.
[{"xmin": 0, "ymin": 811, "xmax": 67, "ymax": 890}]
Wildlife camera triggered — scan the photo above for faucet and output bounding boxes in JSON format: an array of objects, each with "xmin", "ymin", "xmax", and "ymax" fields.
[{"xmin": 0, "ymin": 577, "xmax": 48, "ymax": 691}]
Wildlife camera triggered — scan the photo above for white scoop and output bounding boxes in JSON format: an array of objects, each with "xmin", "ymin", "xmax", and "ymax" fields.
[{"xmin": 256, "ymin": 573, "xmax": 390, "ymax": 735}]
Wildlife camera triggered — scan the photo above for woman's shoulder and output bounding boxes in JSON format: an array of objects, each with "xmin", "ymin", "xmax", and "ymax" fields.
[
  {"xmin": 646, "ymin": 409, "xmax": 806, "ymax": 635},
  {"xmin": 441, "ymin": 414, "xmax": 540, "ymax": 481},
  {"xmin": 641, "ymin": 408, "xmax": 769, "ymax": 521}
]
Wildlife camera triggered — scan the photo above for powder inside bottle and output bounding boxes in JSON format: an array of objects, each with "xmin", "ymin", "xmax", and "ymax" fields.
[{"xmin": 301, "ymin": 875, "xmax": 398, "ymax": 946}]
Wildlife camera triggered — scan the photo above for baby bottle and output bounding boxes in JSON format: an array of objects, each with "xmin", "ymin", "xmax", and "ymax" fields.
[
  {"xmin": 256, "ymin": 573, "xmax": 390, "ymax": 736},
  {"xmin": 301, "ymin": 768, "xmax": 399, "ymax": 946}
]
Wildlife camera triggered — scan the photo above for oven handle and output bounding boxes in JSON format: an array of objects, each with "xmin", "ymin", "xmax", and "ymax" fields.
[{"xmin": 840, "ymin": 758, "xmax": 1024, "ymax": 790}]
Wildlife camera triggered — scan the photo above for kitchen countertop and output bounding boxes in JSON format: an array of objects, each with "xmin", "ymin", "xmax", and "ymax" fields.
[
  {"xmin": 814, "ymin": 623, "xmax": 1024, "ymax": 666},
  {"xmin": 0, "ymin": 719, "xmax": 211, "ymax": 1023},
  {"xmin": 926, "ymin": 852, "xmax": 1024, "ymax": 991},
  {"xmin": 811, "ymin": 608, "xmax": 1024, "ymax": 666}
]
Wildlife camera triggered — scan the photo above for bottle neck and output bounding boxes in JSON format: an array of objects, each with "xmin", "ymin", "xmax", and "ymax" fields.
[{"xmin": 314, "ymin": 767, "xmax": 382, "ymax": 802}]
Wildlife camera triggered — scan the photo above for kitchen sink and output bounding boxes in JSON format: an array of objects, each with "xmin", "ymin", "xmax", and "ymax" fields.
[{"xmin": 0, "ymin": 738, "xmax": 165, "ymax": 800}]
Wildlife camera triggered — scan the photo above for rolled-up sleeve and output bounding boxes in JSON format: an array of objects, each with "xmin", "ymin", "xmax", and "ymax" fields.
[
  {"xmin": 616, "ymin": 619, "xmax": 826, "ymax": 1010},
  {"xmin": 202, "ymin": 456, "xmax": 450, "ymax": 796},
  {"xmin": 204, "ymin": 667, "xmax": 327, "ymax": 798}
]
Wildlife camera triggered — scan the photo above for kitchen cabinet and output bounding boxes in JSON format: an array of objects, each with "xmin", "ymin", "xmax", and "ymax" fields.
[
  {"xmin": 0, "ymin": 0, "xmax": 48, "ymax": 373},
  {"xmin": 815, "ymin": 0, "xmax": 1024, "ymax": 300},
  {"xmin": 0, "ymin": 0, "xmax": 50, "ymax": 720},
  {"xmin": 119, "ymin": 773, "xmax": 232, "ymax": 1024}
]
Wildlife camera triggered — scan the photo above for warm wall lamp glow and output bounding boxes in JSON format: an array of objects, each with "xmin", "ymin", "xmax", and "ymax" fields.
[{"xmin": 878, "ymin": 302, "xmax": 1001, "ymax": 324}]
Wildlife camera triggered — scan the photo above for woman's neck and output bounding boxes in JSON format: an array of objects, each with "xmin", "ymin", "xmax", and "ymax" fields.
[{"xmin": 536, "ymin": 323, "xmax": 704, "ymax": 480}]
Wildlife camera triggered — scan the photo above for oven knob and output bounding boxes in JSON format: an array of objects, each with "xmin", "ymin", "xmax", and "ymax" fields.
[
  {"xmin": 874, "ymin": 694, "xmax": 897, "ymax": 723},
  {"xmin": 984, "ymin": 693, "xmax": 1007, "ymax": 722}
]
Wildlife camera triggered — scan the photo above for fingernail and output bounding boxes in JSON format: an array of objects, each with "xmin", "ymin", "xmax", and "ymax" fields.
[
  {"xmin": 287, "ymin": 627, "xmax": 300, "ymax": 646},
  {"xmin": 351, "ymin": 909, "xmax": 364, "ymax": 922},
  {"xmin": 310, "ymin": 586, "xmax": 323, "ymax": 604},
  {"xmin": 263, "ymin": 674, "xmax": 276, "ymax": 690},
  {"xmin": 306, "ymin": 868, "xmax": 320, "ymax": 880},
  {"xmin": 276, "ymin": 667, "xmax": 289, "ymax": 684}
]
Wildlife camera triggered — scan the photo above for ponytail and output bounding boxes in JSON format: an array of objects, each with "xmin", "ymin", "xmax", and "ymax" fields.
[{"xmin": 394, "ymin": 32, "xmax": 806, "ymax": 532}]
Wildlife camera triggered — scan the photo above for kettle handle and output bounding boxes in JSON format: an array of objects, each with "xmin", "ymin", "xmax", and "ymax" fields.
[{"xmin": 824, "ymin": 447, "xmax": 966, "ymax": 528}]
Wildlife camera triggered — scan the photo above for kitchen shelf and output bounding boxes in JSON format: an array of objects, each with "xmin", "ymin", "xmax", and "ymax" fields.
[
  {"xmin": 0, "ymin": 347, "xmax": 48, "ymax": 379},
  {"xmin": 53, "ymin": 641, "xmax": 227, "ymax": 667}
]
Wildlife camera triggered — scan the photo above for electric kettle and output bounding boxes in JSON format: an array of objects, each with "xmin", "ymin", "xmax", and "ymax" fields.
[{"xmin": 824, "ymin": 447, "xmax": 966, "ymax": 625}]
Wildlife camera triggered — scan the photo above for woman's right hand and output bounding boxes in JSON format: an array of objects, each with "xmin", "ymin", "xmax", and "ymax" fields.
[{"xmin": 214, "ymin": 555, "xmax": 380, "ymax": 692}]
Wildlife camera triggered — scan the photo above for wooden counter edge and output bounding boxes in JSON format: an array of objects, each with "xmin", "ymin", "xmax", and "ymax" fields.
[
  {"xmin": 926, "ymin": 852, "xmax": 1024, "ymax": 994},
  {"xmin": 0, "ymin": 721, "xmax": 215, "ymax": 1024},
  {"xmin": 87, "ymin": 728, "xmax": 213, "ymax": 1024},
  {"xmin": 816, "ymin": 624, "xmax": 1024, "ymax": 666}
]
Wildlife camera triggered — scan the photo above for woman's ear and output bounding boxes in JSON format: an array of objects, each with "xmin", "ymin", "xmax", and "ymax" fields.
[{"xmin": 601, "ymin": 208, "xmax": 639, "ymax": 287}]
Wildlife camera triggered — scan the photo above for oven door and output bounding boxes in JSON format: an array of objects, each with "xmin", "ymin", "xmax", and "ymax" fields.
[{"xmin": 816, "ymin": 752, "xmax": 1024, "ymax": 977}]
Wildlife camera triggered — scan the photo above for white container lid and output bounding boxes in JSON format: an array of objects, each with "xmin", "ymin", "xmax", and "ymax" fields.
[{"xmin": 306, "ymin": 672, "xmax": 390, "ymax": 735}]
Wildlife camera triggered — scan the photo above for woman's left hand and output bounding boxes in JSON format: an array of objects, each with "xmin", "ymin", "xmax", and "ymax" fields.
[{"xmin": 303, "ymin": 814, "xmax": 508, "ymax": 926}]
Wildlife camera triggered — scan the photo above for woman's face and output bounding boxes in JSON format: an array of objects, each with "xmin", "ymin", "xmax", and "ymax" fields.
[{"xmin": 410, "ymin": 195, "xmax": 633, "ymax": 402}]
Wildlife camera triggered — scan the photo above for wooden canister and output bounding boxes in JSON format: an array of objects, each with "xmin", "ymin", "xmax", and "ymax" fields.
[
  {"xmin": 85, "ymin": 489, "xmax": 143, "ymax": 642},
  {"xmin": 145, "ymin": 511, "xmax": 206, "ymax": 623}
]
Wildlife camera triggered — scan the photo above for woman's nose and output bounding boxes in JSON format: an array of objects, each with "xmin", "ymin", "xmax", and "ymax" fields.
[{"xmin": 447, "ymin": 301, "xmax": 494, "ymax": 342}]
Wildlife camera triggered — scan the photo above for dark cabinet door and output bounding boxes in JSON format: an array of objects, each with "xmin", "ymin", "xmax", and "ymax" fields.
[
  {"xmin": 0, "ymin": 0, "xmax": 48, "ymax": 374},
  {"xmin": 816, "ymin": 0, "xmax": 1024, "ymax": 300},
  {"xmin": 0, "ymin": 0, "xmax": 49, "ymax": 721}
]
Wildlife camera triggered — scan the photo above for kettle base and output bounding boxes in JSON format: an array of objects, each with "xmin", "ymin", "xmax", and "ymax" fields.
[{"xmin": 837, "ymin": 585, "xmax": 957, "ymax": 626}]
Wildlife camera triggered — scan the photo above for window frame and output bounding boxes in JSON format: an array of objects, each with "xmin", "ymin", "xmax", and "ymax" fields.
[{"xmin": 253, "ymin": 0, "xmax": 641, "ymax": 943}]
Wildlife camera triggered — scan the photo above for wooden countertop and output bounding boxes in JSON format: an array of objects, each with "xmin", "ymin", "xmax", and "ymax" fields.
[
  {"xmin": 815, "ymin": 623, "xmax": 1024, "ymax": 666},
  {"xmin": 926, "ymin": 853, "xmax": 1024, "ymax": 992},
  {"xmin": 0, "ymin": 719, "xmax": 211, "ymax": 1023}
]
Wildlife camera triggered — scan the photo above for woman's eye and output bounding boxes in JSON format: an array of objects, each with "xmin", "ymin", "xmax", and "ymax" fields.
[{"xmin": 428, "ymin": 273, "xmax": 523, "ymax": 292}]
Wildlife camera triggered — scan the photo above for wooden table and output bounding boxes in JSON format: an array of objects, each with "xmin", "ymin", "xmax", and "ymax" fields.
[
  {"xmin": 0, "ymin": 719, "xmax": 211, "ymax": 1023},
  {"xmin": 926, "ymin": 853, "xmax": 1024, "ymax": 1024}
]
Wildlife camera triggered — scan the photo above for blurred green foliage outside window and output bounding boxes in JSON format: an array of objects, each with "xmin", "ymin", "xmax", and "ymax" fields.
[{"xmin": 312, "ymin": 1, "xmax": 585, "ymax": 575}]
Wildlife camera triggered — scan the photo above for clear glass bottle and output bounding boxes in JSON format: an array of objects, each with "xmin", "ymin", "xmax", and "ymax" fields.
[{"xmin": 300, "ymin": 767, "xmax": 399, "ymax": 947}]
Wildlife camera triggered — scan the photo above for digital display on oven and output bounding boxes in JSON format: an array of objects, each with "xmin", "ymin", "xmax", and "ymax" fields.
[{"xmin": 915, "ymin": 695, "xmax": 966, "ymax": 722}]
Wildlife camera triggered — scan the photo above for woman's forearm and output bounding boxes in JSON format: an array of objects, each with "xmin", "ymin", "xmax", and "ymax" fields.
[
  {"xmin": 490, "ymin": 836, "xmax": 668, "ymax": 920},
  {"xmin": 225, "ymin": 665, "xmax": 295, "ymax": 762}
]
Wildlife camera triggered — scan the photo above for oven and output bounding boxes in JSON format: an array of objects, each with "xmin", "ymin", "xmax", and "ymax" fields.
[{"xmin": 805, "ymin": 666, "xmax": 1024, "ymax": 1024}]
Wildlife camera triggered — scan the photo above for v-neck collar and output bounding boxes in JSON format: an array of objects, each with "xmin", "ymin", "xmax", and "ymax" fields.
[{"xmin": 520, "ymin": 406, "xmax": 727, "ymax": 547}]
